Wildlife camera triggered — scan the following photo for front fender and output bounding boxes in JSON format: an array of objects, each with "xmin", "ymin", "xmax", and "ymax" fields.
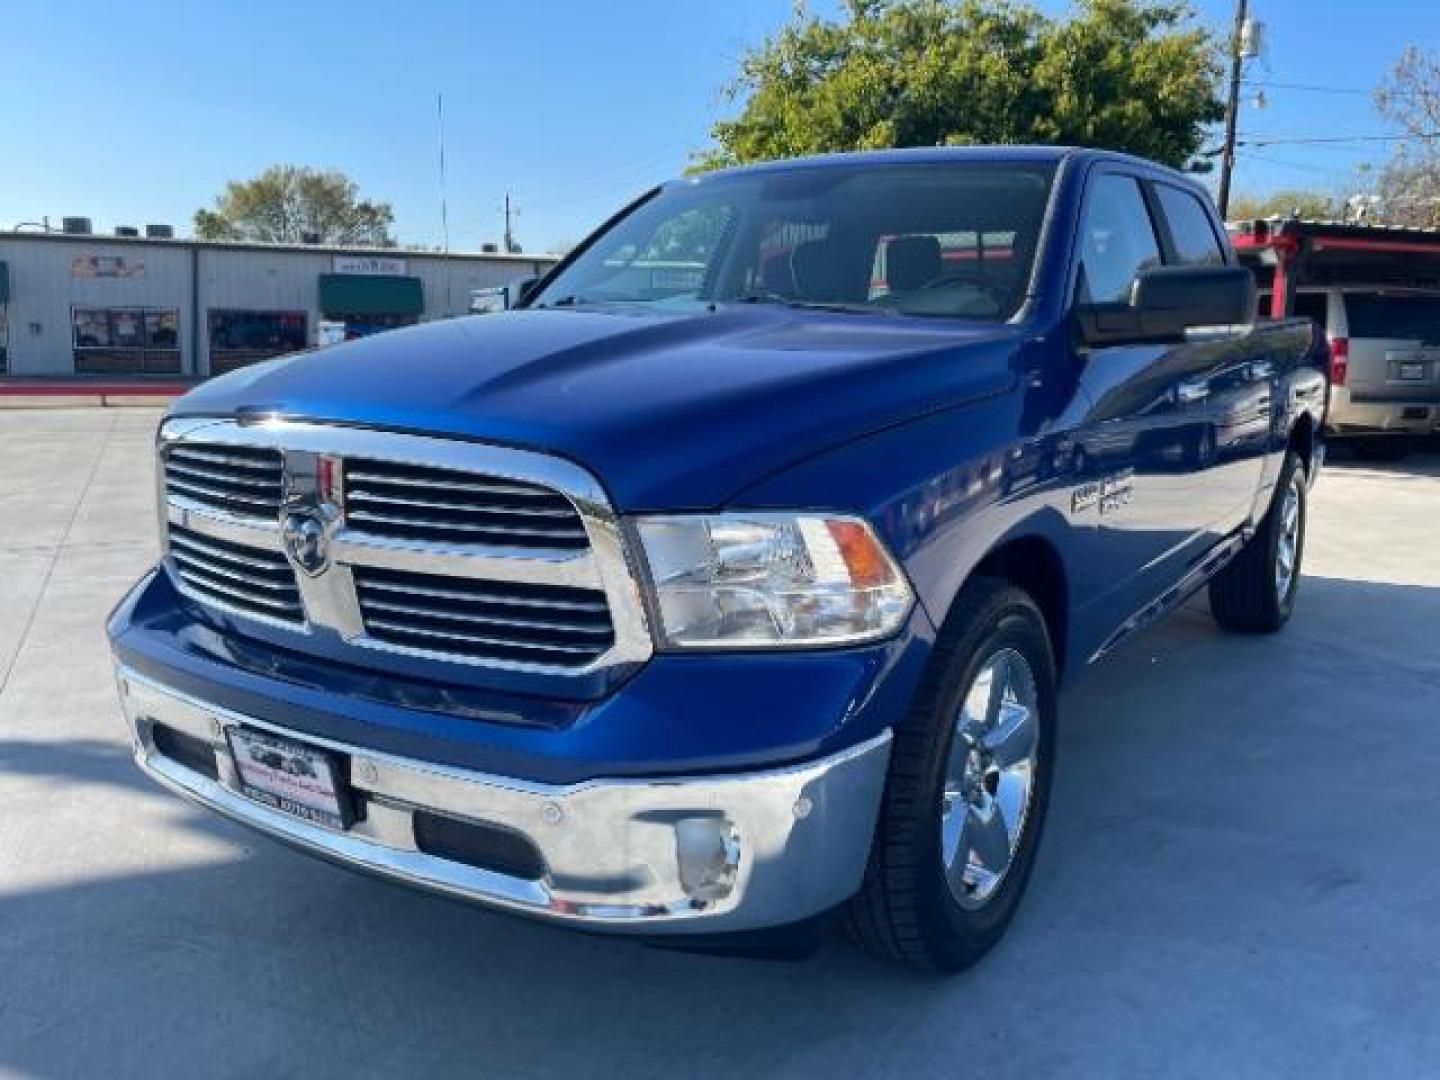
[{"xmin": 727, "ymin": 395, "xmax": 1081, "ymax": 670}]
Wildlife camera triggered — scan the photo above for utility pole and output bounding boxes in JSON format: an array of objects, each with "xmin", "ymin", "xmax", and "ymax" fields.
[{"xmin": 1216, "ymin": 0, "xmax": 1249, "ymax": 219}]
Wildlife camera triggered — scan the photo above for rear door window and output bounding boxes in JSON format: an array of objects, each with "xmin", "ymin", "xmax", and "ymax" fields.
[
  {"xmin": 1154, "ymin": 184, "xmax": 1225, "ymax": 265},
  {"xmin": 1344, "ymin": 293, "xmax": 1440, "ymax": 342}
]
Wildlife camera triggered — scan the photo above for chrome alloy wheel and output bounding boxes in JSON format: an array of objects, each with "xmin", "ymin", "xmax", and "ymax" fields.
[
  {"xmin": 940, "ymin": 647, "xmax": 1040, "ymax": 910},
  {"xmin": 1275, "ymin": 472, "xmax": 1302, "ymax": 603}
]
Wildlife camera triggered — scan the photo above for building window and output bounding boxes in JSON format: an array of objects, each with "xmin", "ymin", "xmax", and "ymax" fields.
[
  {"xmin": 0, "ymin": 305, "xmax": 8, "ymax": 375},
  {"xmin": 208, "ymin": 309, "xmax": 308, "ymax": 375},
  {"xmin": 72, "ymin": 307, "xmax": 181, "ymax": 374}
]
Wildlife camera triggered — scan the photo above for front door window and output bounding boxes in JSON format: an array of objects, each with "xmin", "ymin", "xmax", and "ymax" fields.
[{"xmin": 1077, "ymin": 175, "xmax": 1162, "ymax": 304}]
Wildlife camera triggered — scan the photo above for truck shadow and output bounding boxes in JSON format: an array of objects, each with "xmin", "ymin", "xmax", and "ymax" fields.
[
  {"xmin": 3, "ymin": 575, "xmax": 1440, "ymax": 1077},
  {"xmin": 1323, "ymin": 444, "xmax": 1440, "ymax": 479},
  {"xmin": 0, "ymin": 737, "xmax": 162, "ymax": 798}
]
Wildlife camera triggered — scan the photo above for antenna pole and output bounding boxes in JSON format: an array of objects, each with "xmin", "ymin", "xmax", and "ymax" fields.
[{"xmin": 437, "ymin": 92, "xmax": 452, "ymax": 313}]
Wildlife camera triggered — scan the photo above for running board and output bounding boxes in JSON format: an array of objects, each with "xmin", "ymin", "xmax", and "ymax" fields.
[{"xmin": 1088, "ymin": 527, "xmax": 1253, "ymax": 665}]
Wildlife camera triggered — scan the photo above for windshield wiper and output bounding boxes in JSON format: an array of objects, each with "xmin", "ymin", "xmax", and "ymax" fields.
[
  {"xmin": 536, "ymin": 294, "xmax": 689, "ymax": 309},
  {"xmin": 731, "ymin": 292, "xmax": 880, "ymax": 315}
]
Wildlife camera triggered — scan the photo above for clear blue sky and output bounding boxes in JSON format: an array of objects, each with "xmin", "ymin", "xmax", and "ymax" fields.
[{"xmin": 3, "ymin": 0, "xmax": 1435, "ymax": 252}]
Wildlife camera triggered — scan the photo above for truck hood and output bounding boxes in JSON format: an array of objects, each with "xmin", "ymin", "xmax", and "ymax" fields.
[{"xmin": 172, "ymin": 307, "xmax": 1019, "ymax": 509}]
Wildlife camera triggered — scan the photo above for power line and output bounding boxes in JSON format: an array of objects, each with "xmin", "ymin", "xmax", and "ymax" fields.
[
  {"xmin": 520, "ymin": 148, "xmax": 685, "ymax": 210},
  {"xmin": 1242, "ymin": 77, "xmax": 1426, "ymax": 101},
  {"xmin": 1236, "ymin": 150, "xmax": 1358, "ymax": 179},
  {"xmin": 1242, "ymin": 79, "xmax": 1369, "ymax": 97},
  {"xmin": 1238, "ymin": 133, "xmax": 1440, "ymax": 146},
  {"xmin": 1205, "ymin": 132, "xmax": 1440, "ymax": 155},
  {"xmin": 521, "ymin": 143, "xmax": 687, "ymax": 201},
  {"xmin": 1244, "ymin": 139, "xmax": 1395, "ymax": 156}
]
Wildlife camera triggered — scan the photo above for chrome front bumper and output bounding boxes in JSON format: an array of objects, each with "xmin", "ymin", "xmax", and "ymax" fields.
[{"xmin": 115, "ymin": 666, "xmax": 891, "ymax": 934}]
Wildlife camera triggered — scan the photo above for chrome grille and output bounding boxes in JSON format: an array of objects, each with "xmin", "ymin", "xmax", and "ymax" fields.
[
  {"xmin": 355, "ymin": 567, "xmax": 614, "ymax": 668},
  {"xmin": 343, "ymin": 459, "xmax": 589, "ymax": 550},
  {"xmin": 156, "ymin": 419, "xmax": 652, "ymax": 678},
  {"xmin": 164, "ymin": 443, "xmax": 283, "ymax": 520},
  {"xmin": 167, "ymin": 523, "xmax": 304, "ymax": 626}
]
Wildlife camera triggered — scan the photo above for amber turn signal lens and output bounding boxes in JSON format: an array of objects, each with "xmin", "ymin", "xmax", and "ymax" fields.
[{"xmin": 826, "ymin": 519, "xmax": 892, "ymax": 588}]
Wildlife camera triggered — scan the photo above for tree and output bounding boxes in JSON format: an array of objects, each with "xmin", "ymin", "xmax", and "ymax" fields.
[
  {"xmin": 1227, "ymin": 189, "xmax": 1339, "ymax": 222},
  {"xmin": 1377, "ymin": 47, "xmax": 1440, "ymax": 144},
  {"xmin": 1374, "ymin": 158, "xmax": 1440, "ymax": 229},
  {"xmin": 1373, "ymin": 47, "xmax": 1440, "ymax": 228},
  {"xmin": 194, "ymin": 166, "xmax": 395, "ymax": 245},
  {"xmin": 697, "ymin": 0, "xmax": 1224, "ymax": 172}
]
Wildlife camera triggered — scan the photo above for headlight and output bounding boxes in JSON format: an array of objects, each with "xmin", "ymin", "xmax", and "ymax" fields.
[{"xmin": 633, "ymin": 513, "xmax": 914, "ymax": 648}]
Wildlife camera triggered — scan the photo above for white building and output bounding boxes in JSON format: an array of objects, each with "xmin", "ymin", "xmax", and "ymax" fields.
[{"xmin": 0, "ymin": 228, "xmax": 556, "ymax": 378}]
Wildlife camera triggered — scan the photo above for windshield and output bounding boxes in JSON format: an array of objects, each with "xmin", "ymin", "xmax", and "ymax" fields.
[
  {"xmin": 1344, "ymin": 292, "xmax": 1440, "ymax": 343},
  {"xmin": 531, "ymin": 162, "xmax": 1057, "ymax": 321}
]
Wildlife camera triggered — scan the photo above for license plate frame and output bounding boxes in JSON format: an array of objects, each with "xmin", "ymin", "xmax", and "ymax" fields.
[
  {"xmin": 1398, "ymin": 361, "xmax": 1427, "ymax": 381},
  {"xmin": 226, "ymin": 727, "xmax": 353, "ymax": 830}
]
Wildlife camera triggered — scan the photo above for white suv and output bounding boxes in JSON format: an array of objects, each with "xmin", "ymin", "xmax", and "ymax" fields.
[{"xmin": 1262, "ymin": 286, "xmax": 1440, "ymax": 460}]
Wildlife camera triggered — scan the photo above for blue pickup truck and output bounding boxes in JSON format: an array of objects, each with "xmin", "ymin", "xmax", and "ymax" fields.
[{"xmin": 109, "ymin": 146, "xmax": 1327, "ymax": 971}]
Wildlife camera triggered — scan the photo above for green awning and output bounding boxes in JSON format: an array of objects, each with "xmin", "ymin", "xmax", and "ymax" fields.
[
  {"xmin": 0, "ymin": 262, "xmax": 9, "ymax": 303},
  {"xmin": 318, "ymin": 273, "xmax": 423, "ymax": 317}
]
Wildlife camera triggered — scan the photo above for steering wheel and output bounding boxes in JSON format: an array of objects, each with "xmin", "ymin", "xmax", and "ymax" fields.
[{"xmin": 917, "ymin": 271, "xmax": 1011, "ymax": 308}]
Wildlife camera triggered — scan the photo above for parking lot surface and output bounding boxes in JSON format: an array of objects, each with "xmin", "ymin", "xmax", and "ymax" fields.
[{"xmin": 2, "ymin": 408, "xmax": 1438, "ymax": 1079}]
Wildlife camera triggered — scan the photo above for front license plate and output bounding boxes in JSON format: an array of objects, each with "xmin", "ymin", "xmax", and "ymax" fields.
[
  {"xmin": 227, "ymin": 727, "xmax": 351, "ymax": 830},
  {"xmin": 1399, "ymin": 362, "xmax": 1426, "ymax": 380}
]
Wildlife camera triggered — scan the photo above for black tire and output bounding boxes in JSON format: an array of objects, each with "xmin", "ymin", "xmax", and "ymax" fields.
[
  {"xmin": 1209, "ymin": 451, "xmax": 1307, "ymax": 633},
  {"xmin": 843, "ymin": 577, "xmax": 1057, "ymax": 972},
  {"xmin": 1351, "ymin": 437, "xmax": 1410, "ymax": 463}
]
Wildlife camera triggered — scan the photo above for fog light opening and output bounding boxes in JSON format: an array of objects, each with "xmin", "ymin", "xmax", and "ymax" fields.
[{"xmin": 674, "ymin": 817, "xmax": 740, "ymax": 904}]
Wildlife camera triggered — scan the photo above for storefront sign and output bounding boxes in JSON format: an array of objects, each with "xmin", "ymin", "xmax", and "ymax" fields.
[
  {"xmin": 72, "ymin": 255, "xmax": 145, "ymax": 279},
  {"xmin": 332, "ymin": 255, "xmax": 408, "ymax": 276}
]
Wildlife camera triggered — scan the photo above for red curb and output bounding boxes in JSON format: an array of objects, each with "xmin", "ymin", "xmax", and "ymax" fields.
[{"xmin": 0, "ymin": 381, "xmax": 192, "ymax": 397}]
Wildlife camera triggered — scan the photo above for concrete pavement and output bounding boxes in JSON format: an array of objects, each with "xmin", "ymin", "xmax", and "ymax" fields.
[{"xmin": 2, "ymin": 409, "xmax": 1438, "ymax": 1079}]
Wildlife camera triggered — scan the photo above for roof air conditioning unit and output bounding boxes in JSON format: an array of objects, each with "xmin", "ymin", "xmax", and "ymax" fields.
[
  {"xmin": 115, "ymin": 226, "xmax": 140, "ymax": 238},
  {"xmin": 62, "ymin": 217, "xmax": 93, "ymax": 235},
  {"xmin": 146, "ymin": 224, "xmax": 175, "ymax": 239}
]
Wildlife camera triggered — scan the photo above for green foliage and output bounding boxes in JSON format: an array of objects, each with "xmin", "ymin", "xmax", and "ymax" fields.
[
  {"xmin": 697, "ymin": 0, "xmax": 1224, "ymax": 172},
  {"xmin": 193, "ymin": 166, "xmax": 394, "ymax": 245},
  {"xmin": 1226, "ymin": 189, "xmax": 1339, "ymax": 222}
]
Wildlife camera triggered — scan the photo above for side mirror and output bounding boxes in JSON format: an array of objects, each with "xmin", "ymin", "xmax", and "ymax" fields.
[{"xmin": 1078, "ymin": 264, "xmax": 1256, "ymax": 347}]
